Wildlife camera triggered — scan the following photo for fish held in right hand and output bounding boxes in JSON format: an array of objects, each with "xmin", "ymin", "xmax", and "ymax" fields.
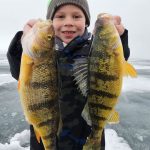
[{"xmin": 18, "ymin": 20, "xmax": 59, "ymax": 150}]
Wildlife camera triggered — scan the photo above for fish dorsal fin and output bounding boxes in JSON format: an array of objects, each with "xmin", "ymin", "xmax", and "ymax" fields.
[
  {"xmin": 107, "ymin": 109, "xmax": 120, "ymax": 124},
  {"xmin": 123, "ymin": 61, "xmax": 137, "ymax": 77},
  {"xmin": 72, "ymin": 57, "xmax": 88, "ymax": 97}
]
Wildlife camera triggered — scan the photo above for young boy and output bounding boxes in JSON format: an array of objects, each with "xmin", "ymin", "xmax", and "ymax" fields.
[{"xmin": 7, "ymin": 0, "xmax": 130, "ymax": 149}]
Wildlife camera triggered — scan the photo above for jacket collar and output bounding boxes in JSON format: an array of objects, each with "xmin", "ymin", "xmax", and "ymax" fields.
[{"xmin": 55, "ymin": 29, "xmax": 91, "ymax": 54}]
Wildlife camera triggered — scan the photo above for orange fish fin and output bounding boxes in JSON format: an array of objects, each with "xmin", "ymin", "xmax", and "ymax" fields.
[
  {"xmin": 123, "ymin": 61, "xmax": 137, "ymax": 77},
  {"xmin": 20, "ymin": 54, "xmax": 34, "ymax": 85},
  {"xmin": 34, "ymin": 127, "xmax": 41, "ymax": 143},
  {"xmin": 108, "ymin": 110, "xmax": 120, "ymax": 124},
  {"xmin": 22, "ymin": 54, "xmax": 34, "ymax": 65}
]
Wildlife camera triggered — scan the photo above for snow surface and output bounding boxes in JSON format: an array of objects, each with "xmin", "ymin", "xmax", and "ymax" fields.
[
  {"xmin": 122, "ymin": 76, "xmax": 150, "ymax": 93},
  {"xmin": 0, "ymin": 129, "xmax": 132, "ymax": 150},
  {"xmin": 0, "ymin": 74, "xmax": 15, "ymax": 86}
]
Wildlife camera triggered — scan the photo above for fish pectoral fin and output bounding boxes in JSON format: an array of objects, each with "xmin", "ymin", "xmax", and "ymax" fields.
[
  {"xmin": 34, "ymin": 127, "xmax": 41, "ymax": 143},
  {"xmin": 19, "ymin": 54, "xmax": 34, "ymax": 85},
  {"xmin": 107, "ymin": 110, "xmax": 120, "ymax": 124},
  {"xmin": 123, "ymin": 61, "xmax": 137, "ymax": 77}
]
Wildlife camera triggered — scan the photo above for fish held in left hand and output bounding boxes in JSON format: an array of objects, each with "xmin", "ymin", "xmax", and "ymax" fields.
[
  {"xmin": 83, "ymin": 13, "xmax": 137, "ymax": 150},
  {"xmin": 18, "ymin": 20, "xmax": 59, "ymax": 150}
]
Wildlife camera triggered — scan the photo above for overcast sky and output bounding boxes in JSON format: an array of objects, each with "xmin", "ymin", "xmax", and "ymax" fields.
[{"xmin": 0, "ymin": 0, "xmax": 149, "ymax": 59}]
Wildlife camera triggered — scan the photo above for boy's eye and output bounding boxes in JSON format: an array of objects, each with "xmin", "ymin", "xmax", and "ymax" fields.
[
  {"xmin": 55, "ymin": 15, "xmax": 65, "ymax": 19},
  {"xmin": 73, "ymin": 15, "xmax": 82, "ymax": 19},
  {"xmin": 59, "ymin": 15, "xmax": 65, "ymax": 18}
]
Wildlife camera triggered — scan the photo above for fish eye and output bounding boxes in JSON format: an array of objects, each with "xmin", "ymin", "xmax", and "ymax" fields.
[{"xmin": 48, "ymin": 34, "xmax": 52, "ymax": 41}]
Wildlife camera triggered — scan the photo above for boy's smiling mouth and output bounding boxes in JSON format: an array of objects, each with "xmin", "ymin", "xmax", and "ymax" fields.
[
  {"xmin": 62, "ymin": 31, "xmax": 76, "ymax": 34},
  {"xmin": 62, "ymin": 31, "xmax": 76, "ymax": 38}
]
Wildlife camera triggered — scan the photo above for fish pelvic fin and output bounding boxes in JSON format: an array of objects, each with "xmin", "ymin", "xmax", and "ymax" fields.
[
  {"xmin": 34, "ymin": 127, "xmax": 41, "ymax": 143},
  {"xmin": 123, "ymin": 61, "xmax": 137, "ymax": 77},
  {"xmin": 17, "ymin": 80, "xmax": 20, "ymax": 90},
  {"xmin": 82, "ymin": 102, "xmax": 92, "ymax": 126},
  {"xmin": 107, "ymin": 110, "xmax": 120, "ymax": 124}
]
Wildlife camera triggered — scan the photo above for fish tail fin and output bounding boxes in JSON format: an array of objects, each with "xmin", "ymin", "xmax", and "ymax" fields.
[
  {"xmin": 108, "ymin": 110, "xmax": 120, "ymax": 124},
  {"xmin": 34, "ymin": 127, "xmax": 41, "ymax": 143},
  {"xmin": 123, "ymin": 62, "xmax": 137, "ymax": 77}
]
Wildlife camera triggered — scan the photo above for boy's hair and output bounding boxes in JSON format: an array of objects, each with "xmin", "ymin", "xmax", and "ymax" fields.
[{"xmin": 46, "ymin": 0, "xmax": 91, "ymax": 26}]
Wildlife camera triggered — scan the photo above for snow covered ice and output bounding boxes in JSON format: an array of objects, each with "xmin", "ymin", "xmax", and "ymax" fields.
[
  {"xmin": 0, "ymin": 55, "xmax": 150, "ymax": 150},
  {"xmin": 0, "ymin": 129, "xmax": 132, "ymax": 150}
]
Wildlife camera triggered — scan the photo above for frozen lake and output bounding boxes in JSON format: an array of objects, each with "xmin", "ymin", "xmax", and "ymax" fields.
[{"xmin": 0, "ymin": 56, "xmax": 150, "ymax": 150}]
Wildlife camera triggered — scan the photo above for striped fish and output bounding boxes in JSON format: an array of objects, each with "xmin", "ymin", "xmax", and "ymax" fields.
[
  {"xmin": 82, "ymin": 13, "xmax": 137, "ymax": 150},
  {"xmin": 18, "ymin": 20, "xmax": 59, "ymax": 150}
]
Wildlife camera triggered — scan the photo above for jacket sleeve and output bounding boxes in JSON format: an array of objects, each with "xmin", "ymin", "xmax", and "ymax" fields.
[
  {"xmin": 7, "ymin": 31, "xmax": 23, "ymax": 80},
  {"xmin": 120, "ymin": 29, "xmax": 130, "ymax": 61}
]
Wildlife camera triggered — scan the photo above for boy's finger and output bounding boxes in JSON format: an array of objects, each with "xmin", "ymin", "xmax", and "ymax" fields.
[
  {"xmin": 115, "ymin": 23, "xmax": 125, "ymax": 36},
  {"xmin": 23, "ymin": 19, "xmax": 38, "ymax": 33},
  {"xmin": 26, "ymin": 19, "xmax": 38, "ymax": 28},
  {"xmin": 22, "ymin": 19, "xmax": 39, "ymax": 40},
  {"xmin": 113, "ymin": 16, "xmax": 121, "ymax": 25}
]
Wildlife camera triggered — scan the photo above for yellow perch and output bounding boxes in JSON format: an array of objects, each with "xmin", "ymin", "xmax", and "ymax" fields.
[
  {"xmin": 18, "ymin": 20, "xmax": 59, "ymax": 150},
  {"xmin": 83, "ymin": 13, "xmax": 137, "ymax": 150}
]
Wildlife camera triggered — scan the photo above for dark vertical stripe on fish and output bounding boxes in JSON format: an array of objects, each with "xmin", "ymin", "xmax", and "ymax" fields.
[
  {"xmin": 43, "ymin": 132, "xmax": 55, "ymax": 140},
  {"xmin": 28, "ymin": 100, "xmax": 56, "ymax": 111},
  {"xmin": 37, "ymin": 119, "xmax": 56, "ymax": 128},
  {"xmin": 89, "ymin": 102, "xmax": 112, "ymax": 110},
  {"xmin": 90, "ymin": 50, "xmax": 110, "ymax": 59},
  {"xmin": 31, "ymin": 81, "xmax": 56, "ymax": 89},
  {"xmin": 92, "ymin": 124, "xmax": 103, "ymax": 130},
  {"xmin": 90, "ymin": 114, "xmax": 107, "ymax": 121},
  {"xmin": 90, "ymin": 88, "xmax": 117, "ymax": 98},
  {"xmin": 90, "ymin": 71, "xmax": 118, "ymax": 81}
]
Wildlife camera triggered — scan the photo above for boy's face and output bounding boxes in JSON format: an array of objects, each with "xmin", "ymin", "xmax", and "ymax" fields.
[{"xmin": 52, "ymin": 4, "xmax": 86, "ymax": 44}]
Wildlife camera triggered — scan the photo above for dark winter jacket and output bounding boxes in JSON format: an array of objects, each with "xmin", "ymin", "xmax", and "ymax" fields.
[
  {"xmin": 7, "ymin": 29, "xmax": 130, "ymax": 80},
  {"xmin": 7, "ymin": 29, "xmax": 130, "ymax": 150}
]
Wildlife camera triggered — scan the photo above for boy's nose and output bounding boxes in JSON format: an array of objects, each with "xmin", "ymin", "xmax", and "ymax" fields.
[{"xmin": 63, "ymin": 17, "xmax": 74, "ymax": 26}]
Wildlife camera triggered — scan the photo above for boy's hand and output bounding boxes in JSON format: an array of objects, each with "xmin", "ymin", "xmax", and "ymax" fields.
[
  {"xmin": 113, "ymin": 16, "xmax": 125, "ymax": 36},
  {"xmin": 21, "ymin": 19, "xmax": 38, "ymax": 41},
  {"xmin": 21, "ymin": 19, "xmax": 39, "ymax": 58}
]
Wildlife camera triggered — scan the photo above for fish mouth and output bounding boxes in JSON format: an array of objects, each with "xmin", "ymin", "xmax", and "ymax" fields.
[
  {"xmin": 96, "ymin": 13, "xmax": 113, "ymax": 25},
  {"xmin": 33, "ymin": 20, "xmax": 54, "ymax": 35},
  {"xmin": 93, "ymin": 13, "xmax": 113, "ymax": 34}
]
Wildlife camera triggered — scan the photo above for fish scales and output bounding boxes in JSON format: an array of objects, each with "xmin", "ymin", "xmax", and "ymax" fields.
[
  {"xmin": 83, "ymin": 13, "xmax": 126, "ymax": 150},
  {"xmin": 67, "ymin": 13, "xmax": 136, "ymax": 149},
  {"xmin": 18, "ymin": 20, "xmax": 59, "ymax": 150}
]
